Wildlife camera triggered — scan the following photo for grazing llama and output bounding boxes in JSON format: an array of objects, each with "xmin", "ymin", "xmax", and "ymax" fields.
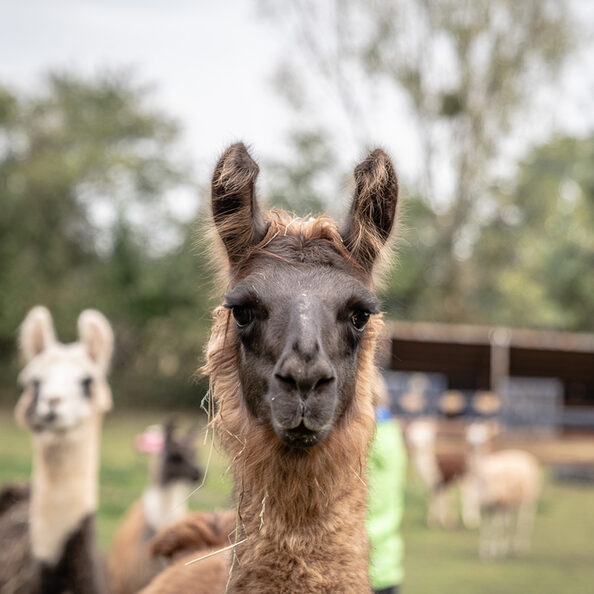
[
  {"xmin": 108, "ymin": 419, "xmax": 203, "ymax": 594},
  {"xmin": 0, "ymin": 306, "xmax": 114, "ymax": 594},
  {"xmin": 142, "ymin": 141, "xmax": 399, "ymax": 593},
  {"xmin": 465, "ymin": 422, "xmax": 542, "ymax": 558}
]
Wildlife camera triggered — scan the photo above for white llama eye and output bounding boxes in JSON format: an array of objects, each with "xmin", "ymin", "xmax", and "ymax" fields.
[{"xmin": 81, "ymin": 376, "xmax": 93, "ymax": 398}]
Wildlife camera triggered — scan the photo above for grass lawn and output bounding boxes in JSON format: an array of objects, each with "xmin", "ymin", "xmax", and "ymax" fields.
[{"xmin": 1, "ymin": 409, "xmax": 593, "ymax": 593}]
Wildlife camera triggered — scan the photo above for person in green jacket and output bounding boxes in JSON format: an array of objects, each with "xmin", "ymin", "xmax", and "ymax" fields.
[{"xmin": 366, "ymin": 373, "xmax": 407, "ymax": 594}]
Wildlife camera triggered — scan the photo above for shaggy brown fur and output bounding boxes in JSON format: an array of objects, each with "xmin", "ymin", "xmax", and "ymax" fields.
[
  {"xmin": 139, "ymin": 511, "xmax": 235, "ymax": 594},
  {"xmin": 144, "ymin": 142, "xmax": 398, "ymax": 593},
  {"xmin": 149, "ymin": 510, "xmax": 236, "ymax": 561},
  {"xmin": 107, "ymin": 501, "xmax": 167, "ymax": 594},
  {"xmin": 204, "ymin": 307, "xmax": 381, "ymax": 593},
  {"xmin": 139, "ymin": 551, "xmax": 231, "ymax": 594}
]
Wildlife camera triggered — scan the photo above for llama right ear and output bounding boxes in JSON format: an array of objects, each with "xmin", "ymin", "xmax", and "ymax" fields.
[
  {"xmin": 19, "ymin": 306, "xmax": 56, "ymax": 363},
  {"xmin": 211, "ymin": 143, "xmax": 268, "ymax": 264},
  {"xmin": 77, "ymin": 310, "xmax": 114, "ymax": 374},
  {"xmin": 340, "ymin": 149, "xmax": 399, "ymax": 272}
]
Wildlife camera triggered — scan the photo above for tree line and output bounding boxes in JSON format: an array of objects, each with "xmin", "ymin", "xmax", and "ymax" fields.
[{"xmin": 0, "ymin": 0, "xmax": 592, "ymax": 406}]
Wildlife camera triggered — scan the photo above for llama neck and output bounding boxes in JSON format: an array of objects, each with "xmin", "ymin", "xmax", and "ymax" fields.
[
  {"xmin": 208, "ymin": 307, "xmax": 382, "ymax": 592},
  {"xmin": 30, "ymin": 417, "xmax": 101, "ymax": 565},
  {"xmin": 227, "ymin": 415, "xmax": 374, "ymax": 593},
  {"xmin": 467, "ymin": 443, "xmax": 488, "ymax": 475},
  {"xmin": 411, "ymin": 446, "xmax": 440, "ymax": 488},
  {"xmin": 143, "ymin": 481, "xmax": 189, "ymax": 532}
]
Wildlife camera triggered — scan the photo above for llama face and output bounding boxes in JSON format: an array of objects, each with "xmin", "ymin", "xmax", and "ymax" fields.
[
  {"xmin": 15, "ymin": 306, "xmax": 114, "ymax": 435},
  {"xmin": 211, "ymin": 143, "xmax": 398, "ymax": 449},
  {"xmin": 225, "ymin": 252, "xmax": 379, "ymax": 448},
  {"xmin": 19, "ymin": 344, "xmax": 105, "ymax": 433},
  {"xmin": 158, "ymin": 421, "xmax": 203, "ymax": 485}
]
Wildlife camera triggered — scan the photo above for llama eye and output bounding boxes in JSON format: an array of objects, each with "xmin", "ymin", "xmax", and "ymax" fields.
[
  {"xmin": 81, "ymin": 377, "xmax": 93, "ymax": 398},
  {"xmin": 351, "ymin": 310, "xmax": 370, "ymax": 331},
  {"xmin": 232, "ymin": 306, "xmax": 253, "ymax": 328},
  {"xmin": 31, "ymin": 379, "xmax": 41, "ymax": 396}
]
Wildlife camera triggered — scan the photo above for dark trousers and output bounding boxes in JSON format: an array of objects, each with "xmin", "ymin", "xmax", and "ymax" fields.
[{"xmin": 374, "ymin": 587, "xmax": 400, "ymax": 594}]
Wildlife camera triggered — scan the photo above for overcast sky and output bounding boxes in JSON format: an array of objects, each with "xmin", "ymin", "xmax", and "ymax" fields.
[{"xmin": 2, "ymin": 0, "xmax": 593, "ymax": 214}]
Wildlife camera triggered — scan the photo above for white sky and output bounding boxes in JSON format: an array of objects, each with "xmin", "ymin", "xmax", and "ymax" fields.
[{"xmin": 2, "ymin": 0, "xmax": 593, "ymax": 219}]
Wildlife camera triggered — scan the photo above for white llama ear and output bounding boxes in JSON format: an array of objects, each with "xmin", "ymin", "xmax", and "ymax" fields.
[
  {"xmin": 19, "ymin": 306, "xmax": 57, "ymax": 363},
  {"xmin": 77, "ymin": 309, "xmax": 114, "ymax": 374}
]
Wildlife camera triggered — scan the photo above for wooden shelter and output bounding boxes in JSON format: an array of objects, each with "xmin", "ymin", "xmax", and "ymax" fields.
[{"xmin": 384, "ymin": 321, "xmax": 594, "ymax": 430}]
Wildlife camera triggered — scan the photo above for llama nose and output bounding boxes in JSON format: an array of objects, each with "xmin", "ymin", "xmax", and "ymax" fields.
[
  {"xmin": 47, "ymin": 396, "xmax": 62, "ymax": 408},
  {"xmin": 275, "ymin": 356, "xmax": 335, "ymax": 400}
]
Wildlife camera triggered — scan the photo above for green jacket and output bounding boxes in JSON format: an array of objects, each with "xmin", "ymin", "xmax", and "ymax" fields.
[{"xmin": 366, "ymin": 408, "xmax": 407, "ymax": 589}]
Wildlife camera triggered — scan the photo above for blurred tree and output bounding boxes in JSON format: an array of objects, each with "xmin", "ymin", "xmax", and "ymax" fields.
[
  {"xmin": 266, "ymin": 128, "xmax": 334, "ymax": 215},
  {"xmin": 471, "ymin": 134, "xmax": 594, "ymax": 331},
  {"xmin": 263, "ymin": 0, "xmax": 579, "ymax": 322},
  {"xmin": 0, "ymin": 72, "xmax": 211, "ymax": 407}
]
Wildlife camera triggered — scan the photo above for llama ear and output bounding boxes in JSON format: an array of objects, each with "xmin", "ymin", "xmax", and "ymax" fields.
[
  {"xmin": 341, "ymin": 149, "xmax": 399, "ymax": 272},
  {"xmin": 19, "ymin": 306, "xmax": 57, "ymax": 363},
  {"xmin": 164, "ymin": 416, "xmax": 178, "ymax": 443},
  {"xmin": 211, "ymin": 142, "xmax": 268, "ymax": 264},
  {"xmin": 77, "ymin": 310, "xmax": 114, "ymax": 374}
]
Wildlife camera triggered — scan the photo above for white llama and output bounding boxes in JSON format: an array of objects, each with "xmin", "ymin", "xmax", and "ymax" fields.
[
  {"xmin": 0, "ymin": 305, "xmax": 114, "ymax": 594},
  {"xmin": 465, "ymin": 422, "xmax": 542, "ymax": 558}
]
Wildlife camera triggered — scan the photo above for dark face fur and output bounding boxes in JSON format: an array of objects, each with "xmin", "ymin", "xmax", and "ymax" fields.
[
  {"xmin": 159, "ymin": 421, "xmax": 203, "ymax": 485},
  {"xmin": 225, "ymin": 242, "xmax": 379, "ymax": 448},
  {"xmin": 211, "ymin": 143, "xmax": 398, "ymax": 449}
]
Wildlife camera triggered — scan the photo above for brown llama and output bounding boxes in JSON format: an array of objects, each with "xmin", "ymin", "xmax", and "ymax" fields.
[
  {"xmin": 142, "ymin": 142, "xmax": 399, "ymax": 593},
  {"xmin": 108, "ymin": 420, "xmax": 203, "ymax": 594}
]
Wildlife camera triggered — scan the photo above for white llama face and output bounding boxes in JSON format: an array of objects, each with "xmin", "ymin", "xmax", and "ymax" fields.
[
  {"xmin": 20, "ymin": 345, "xmax": 103, "ymax": 432},
  {"xmin": 15, "ymin": 306, "xmax": 114, "ymax": 435},
  {"xmin": 406, "ymin": 419, "xmax": 437, "ymax": 448},
  {"xmin": 466, "ymin": 422, "xmax": 490, "ymax": 446}
]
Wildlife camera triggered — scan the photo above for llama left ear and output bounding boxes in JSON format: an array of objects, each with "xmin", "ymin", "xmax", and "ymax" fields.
[
  {"xmin": 19, "ymin": 306, "xmax": 57, "ymax": 364},
  {"xmin": 211, "ymin": 143, "xmax": 268, "ymax": 265},
  {"xmin": 77, "ymin": 309, "xmax": 114, "ymax": 374},
  {"xmin": 164, "ymin": 416, "xmax": 177, "ymax": 444},
  {"xmin": 341, "ymin": 149, "xmax": 399, "ymax": 272}
]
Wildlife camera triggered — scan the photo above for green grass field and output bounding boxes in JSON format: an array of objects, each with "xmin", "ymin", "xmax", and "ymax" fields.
[{"xmin": 1, "ymin": 409, "xmax": 593, "ymax": 593}]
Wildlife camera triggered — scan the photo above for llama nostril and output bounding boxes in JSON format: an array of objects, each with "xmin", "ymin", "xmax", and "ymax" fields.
[
  {"xmin": 275, "ymin": 370, "xmax": 335, "ymax": 400},
  {"xmin": 313, "ymin": 375, "xmax": 335, "ymax": 391},
  {"xmin": 48, "ymin": 397, "xmax": 62, "ymax": 408},
  {"xmin": 275, "ymin": 374, "xmax": 297, "ymax": 390}
]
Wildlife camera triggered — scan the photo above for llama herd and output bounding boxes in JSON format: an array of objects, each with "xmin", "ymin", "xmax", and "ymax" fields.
[
  {"xmin": 0, "ymin": 144, "xmax": 542, "ymax": 593},
  {"xmin": 406, "ymin": 418, "xmax": 542, "ymax": 559}
]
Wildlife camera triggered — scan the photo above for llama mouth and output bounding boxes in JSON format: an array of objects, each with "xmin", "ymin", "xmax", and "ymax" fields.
[{"xmin": 279, "ymin": 422, "xmax": 324, "ymax": 448}]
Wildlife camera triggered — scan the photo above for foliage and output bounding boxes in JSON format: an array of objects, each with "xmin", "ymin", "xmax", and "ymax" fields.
[
  {"xmin": 470, "ymin": 135, "xmax": 594, "ymax": 331},
  {"xmin": 0, "ymin": 72, "xmax": 211, "ymax": 407},
  {"xmin": 266, "ymin": 128, "xmax": 335, "ymax": 215},
  {"xmin": 263, "ymin": 0, "xmax": 585, "ymax": 325}
]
